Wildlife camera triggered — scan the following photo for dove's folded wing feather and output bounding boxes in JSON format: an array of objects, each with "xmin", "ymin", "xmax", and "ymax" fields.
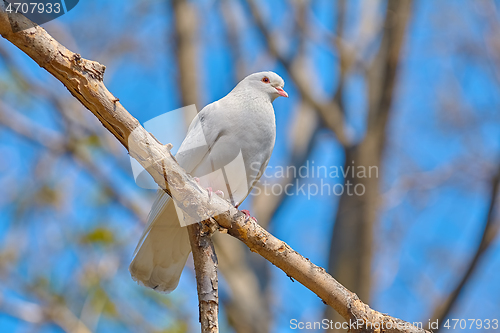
[{"xmin": 130, "ymin": 71, "xmax": 285, "ymax": 293}]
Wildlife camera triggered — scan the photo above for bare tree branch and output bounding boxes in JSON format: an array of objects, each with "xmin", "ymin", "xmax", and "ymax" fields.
[
  {"xmin": 249, "ymin": 0, "xmax": 324, "ymax": 228},
  {"xmin": 252, "ymin": 102, "xmax": 319, "ymax": 227},
  {"xmin": 172, "ymin": 0, "xmax": 199, "ymax": 112},
  {"xmin": 218, "ymin": 4, "xmax": 275, "ymax": 332},
  {"xmin": 0, "ymin": 8, "xmax": 429, "ymax": 333},
  {"xmin": 0, "ymin": 288, "xmax": 92, "ymax": 333},
  {"xmin": 172, "ymin": 1, "xmax": 219, "ymax": 331},
  {"xmin": 244, "ymin": 0, "xmax": 351, "ymax": 147},
  {"xmin": 327, "ymin": 1, "xmax": 412, "ymax": 321},
  {"xmin": 430, "ymin": 164, "xmax": 500, "ymax": 331},
  {"xmin": 0, "ymin": 101, "xmax": 147, "ymax": 223},
  {"xmin": 188, "ymin": 223, "xmax": 219, "ymax": 333}
]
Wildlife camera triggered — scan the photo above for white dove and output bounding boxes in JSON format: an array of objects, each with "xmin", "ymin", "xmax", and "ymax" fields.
[{"xmin": 129, "ymin": 71, "xmax": 288, "ymax": 292}]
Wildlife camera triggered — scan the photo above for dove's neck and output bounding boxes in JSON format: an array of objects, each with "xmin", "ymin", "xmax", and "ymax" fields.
[{"xmin": 230, "ymin": 83, "xmax": 274, "ymax": 104}]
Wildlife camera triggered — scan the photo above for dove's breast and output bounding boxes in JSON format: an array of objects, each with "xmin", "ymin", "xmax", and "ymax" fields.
[{"xmin": 182, "ymin": 97, "xmax": 276, "ymax": 206}]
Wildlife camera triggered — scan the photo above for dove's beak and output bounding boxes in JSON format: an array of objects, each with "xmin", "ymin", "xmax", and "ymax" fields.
[{"xmin": 275, "ymin": 87, "xmax": 288, "ymax": 98}]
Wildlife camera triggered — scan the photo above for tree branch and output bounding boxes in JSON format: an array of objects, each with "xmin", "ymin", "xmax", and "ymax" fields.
[
  {"xmin": 244, "ymin": 0, "xmax": 351, "ymax": 147},
  {"xmin": 171, "ymin": 0, "xmax": 219, "ymax": 330},
  {"xmin": 0, "ymin": 100, "xmax": 147, "ymax": 223},
  {"xmin": 430, "ymin": 164, "xmax": 500, "ymax": 330},
  {"xmin": 188, "ymin": 223, "xmax": 219, "ymax": 333},
  {"xmin": 327, "ymin": 2, "xmax": 412, "ymax": 326},
  {"xmin": 0, "ymin": 8, "xmax": 429, "ymax": 333}
]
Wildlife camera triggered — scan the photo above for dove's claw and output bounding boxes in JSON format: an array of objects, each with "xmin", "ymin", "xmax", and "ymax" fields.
[
  {"xmin": 194, "ymin": 177, "xmax": 200, "ymax": 184},
  {"xmin": 206, "ymin": 188, "xmax": 224, "ymax": 201},
  {"xmin": 241, "ymin": 209, "xmax": 257, "ymax": 222}
]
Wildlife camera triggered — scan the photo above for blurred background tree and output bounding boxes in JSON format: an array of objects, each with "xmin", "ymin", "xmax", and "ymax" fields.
[{"xmin": 1, "ymin": 0, "xmax": 500, "ymax": 332}]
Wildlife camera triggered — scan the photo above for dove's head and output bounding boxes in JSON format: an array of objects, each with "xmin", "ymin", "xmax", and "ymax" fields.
[{"xmin": 240, "ymin": 71, "xmax": 288, "ymax": 102}]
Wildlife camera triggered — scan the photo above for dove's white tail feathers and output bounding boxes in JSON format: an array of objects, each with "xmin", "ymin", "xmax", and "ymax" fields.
[{"xmin": 129, "ymin": 190, "xmax": 191, "ymax": 293}]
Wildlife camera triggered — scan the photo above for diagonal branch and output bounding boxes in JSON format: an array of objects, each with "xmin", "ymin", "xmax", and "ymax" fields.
[
  {"xmin": 0, "ymin": 101, "xmax": 147, "ymax": 223},
  {"xmin": 0, "ymin": 296, "xmax": 93, "ymax": 333},
  {"xmin": 0, "ymin": 8, "xmax": 429, "ymax": 333},
  {"xmin": 430, "ymin": 164, "xmax": 500, "ymax": 330},
  {"xmin": 244, "ymin": 0, "xmax": 351, "ymax": 147}
]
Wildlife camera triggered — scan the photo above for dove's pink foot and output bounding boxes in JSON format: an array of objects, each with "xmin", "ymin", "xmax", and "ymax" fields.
[
  {"xmin": 206, "ymin": 187, "xmax": 213, "ymax": 198},
  {"xmin": 206, "ymin": 187, "xmax": 225, "ymax": 201},
  {"xmin": 194, "ymin": 178, "xmax": 219, "ymax": 199},
  {"xmin": 241, "ymin": 209, "xmax": 257, "ymax": 222}
]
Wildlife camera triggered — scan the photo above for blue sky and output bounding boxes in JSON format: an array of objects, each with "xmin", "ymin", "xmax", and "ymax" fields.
[{"xmin": 0, "ymin": 0, "xmax": 499, "ymax": 332}]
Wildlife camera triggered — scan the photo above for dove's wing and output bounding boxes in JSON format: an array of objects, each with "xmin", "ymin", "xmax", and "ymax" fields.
[
  {"xmin": 175, "ymin": 102, "xmax": 222, "ymax": 174},
  {"xmin": 130, "ymin": 71, "xmax": 283, "ymax": 293},
  {"xmin": 128, "ymin": 102, "xmax": 228, "ymax": 293}
]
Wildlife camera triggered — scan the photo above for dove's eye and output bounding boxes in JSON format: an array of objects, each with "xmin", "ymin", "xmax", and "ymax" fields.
[{"xmin": 262, "ymin": 77, "xmax": 270, "ymax": 83}]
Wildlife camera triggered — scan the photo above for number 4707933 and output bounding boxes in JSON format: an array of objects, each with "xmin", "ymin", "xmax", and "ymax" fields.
[
  {"xmin": 5, "ymin": 2, "xmax": 62, "ymax": 15},
  {"xmin": 443, "ymin": 319, "xmax": 498, "ymax": 330}
]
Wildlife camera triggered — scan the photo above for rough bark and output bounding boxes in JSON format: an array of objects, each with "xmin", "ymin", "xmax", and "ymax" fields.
[
  {"xmin": 171, "ymin": 1, "xmax": 219, "ymax": 331},
  {"xmin": 327, "ymin": 3, "xmax": 413, "ymax": 330},
  {"xmin": 188, "ymin": 223, "xmax": 219, "ymax": 333},
  {"xmin": 0, "ymin": 7, "xmax": 429, "ymax": 333}
]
